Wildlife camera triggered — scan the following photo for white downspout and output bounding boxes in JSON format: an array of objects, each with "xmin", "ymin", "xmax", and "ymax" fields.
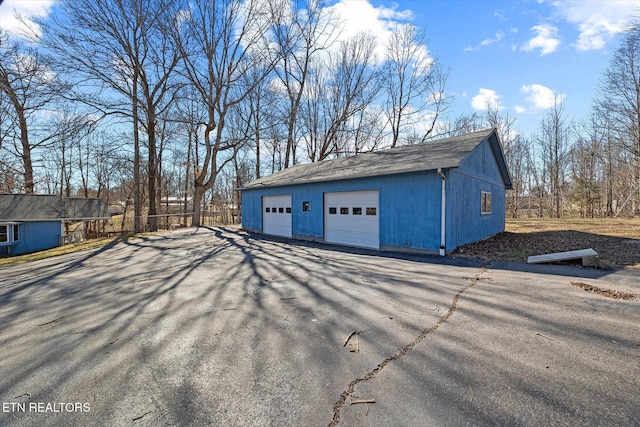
[{"xmin": 437, "ymin": 168, "xmax": 446, "ymax": 256}]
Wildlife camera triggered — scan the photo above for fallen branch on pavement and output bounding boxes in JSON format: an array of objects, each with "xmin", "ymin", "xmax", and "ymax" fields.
[
  {"xmin": 351, "ymin": 398, "xmax": 375, "ymax": 405},
  {"xmin": 343, "ymin": 330, "xmax": 361, "ymax": 347},
  {"xmin": 37, "ymin": 316, "xmax": 65, "ymax": 327}
]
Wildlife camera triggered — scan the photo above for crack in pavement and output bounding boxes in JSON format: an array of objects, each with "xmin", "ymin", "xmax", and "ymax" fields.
[{"xmin": 328, "ymin": 269, "xmax": 486, "ymax": 426}]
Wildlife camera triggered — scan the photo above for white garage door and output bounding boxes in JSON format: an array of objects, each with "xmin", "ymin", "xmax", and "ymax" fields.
[
  {"xmin": 263, "ymin": 195, "xmax": 292, "ymax": 237},
  {"xmin": 325, "ymin": 190, "xmax": 379, "ymax": 249}
]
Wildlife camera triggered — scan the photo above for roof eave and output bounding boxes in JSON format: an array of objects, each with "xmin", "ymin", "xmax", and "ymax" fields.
[
  {"xmin": 488, "ymin": 129, "xmax": 513, "ymax": 189},
  {"xmin": 240, "ymin": 163, "xmax": 462, "ymax": 190}
]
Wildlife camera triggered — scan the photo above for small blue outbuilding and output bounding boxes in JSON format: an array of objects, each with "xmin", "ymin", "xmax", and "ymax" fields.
[
  {"xmin": 240, "ymin": 128, "xmax": 512, "ymax": 255},
  {"xmin": 0, "ymin": 194, "xmax": 109, "ymax": 256}
]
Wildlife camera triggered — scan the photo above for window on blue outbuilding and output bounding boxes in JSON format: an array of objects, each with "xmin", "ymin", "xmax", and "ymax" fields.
[
  {"xmin": 481, "ymin": 192, "xmax": 492, "ymax": 214},
  {"xmin": 0, "ymin": 225, "xmax": 7, "ymax": 243},
  {"xmin": 13, "ymin": 224, "xmax": 19, "ymax": 241}
]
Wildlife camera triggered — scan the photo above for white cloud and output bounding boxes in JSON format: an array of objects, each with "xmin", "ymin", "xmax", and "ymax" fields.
[
  {"xmin": 522, "ymin": 24, "xmax": 560, "ymax": 55},
  {"xmin": 471, "ymin": 88, "xmax": 502, "ymax": 111},
  {"xmin": 0, "ymin": 0, "xmax": 55, "ymax": 38},
  {"xmin": 494, "ymin": 10, "xmax": 507, "ymax": 21},
  {"xmin": 465, "ymin": 31, "xmax": 506, "ymax": 51},
  {"xmin": 514, "ymin": 105, "xmax": 527, "ymax": 114},
  {"xmin": 521, "ymin": 84, "xmax": 564, "ymax": 109},
  {"xmin": 329, "ymin": 0, "xmax": 414, "ymax": 61},
  {"xmin": 552, "ymin": 0, "xmax": 637, "ymax": 51},
  {"xmin": 481, "ymin": 31, "xmax": 505, "ymax": 47}
]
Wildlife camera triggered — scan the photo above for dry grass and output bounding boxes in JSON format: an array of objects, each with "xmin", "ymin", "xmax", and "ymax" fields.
[
  {"xmin": 506, "ymin": 217, "xmax": 640, "ymax": 238},
  {"xmin": 0, "ymin": 235, "xmax": 132, "ymax": 268}
]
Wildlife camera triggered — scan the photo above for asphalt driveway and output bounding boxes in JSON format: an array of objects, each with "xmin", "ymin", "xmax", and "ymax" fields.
[{"xmin": 1, "ymin": 227, "xmax": 639, "ymax": 426}]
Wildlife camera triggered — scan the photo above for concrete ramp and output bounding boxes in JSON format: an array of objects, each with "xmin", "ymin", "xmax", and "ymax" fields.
[{"xmin": 527, "ymin": 248, "xmax": 599, "ymax": 267}]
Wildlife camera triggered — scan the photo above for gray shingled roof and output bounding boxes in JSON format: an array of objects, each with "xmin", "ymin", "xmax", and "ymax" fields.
[
  {"xmin": 242, "ymin": 128, "xmax": 511, "ymax": 189},
  {"xmin": 0, "ymin": 194, "xmax": 109, "ymax": 221}
]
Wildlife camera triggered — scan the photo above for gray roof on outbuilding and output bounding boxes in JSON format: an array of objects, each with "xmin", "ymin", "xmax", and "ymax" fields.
[
  {"xmin": 242, "ymin": 128, "xmax": 512, "ymax": 190},
  {"xmin": 0, "ymin": 194, "xmax": 109, "ymax": 221}
]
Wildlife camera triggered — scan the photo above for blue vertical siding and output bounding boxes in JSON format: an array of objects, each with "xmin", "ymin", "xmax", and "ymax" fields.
[
  {"xmin": 378, "ymin": 171, "xmax": 442, "ymax": 251},
  {"xmin": 0, "ymin": 221, "xmax": 62, "ymax": 256},
  {"xmin": 447, "ymin": 140, "xmax": 506, "ymax": 251},
  {"xmin": 241, "ymin": 191, "xmax": 263, "ymax": 232}
]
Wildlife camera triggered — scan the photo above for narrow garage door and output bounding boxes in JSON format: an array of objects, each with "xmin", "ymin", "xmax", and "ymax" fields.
[
  {"xmin": 325, "ymin": 190, "xmax": 379, "ymax": 249},
  {"xmin": 263, "ymin": 195, "xmax": 292, "ymax": 237}
]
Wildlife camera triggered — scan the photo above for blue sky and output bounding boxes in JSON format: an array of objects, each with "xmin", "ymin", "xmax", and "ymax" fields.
[
  {"xmin": 361, "ymin": 0, "xmax": 638, "ymax": 134},
  {"xmin": 1, "ymin": 0, "xmax": 638, "ymax": 135}
]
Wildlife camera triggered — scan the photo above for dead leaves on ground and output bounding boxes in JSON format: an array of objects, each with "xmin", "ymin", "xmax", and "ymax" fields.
[{"xmin": 570, "ymin": 281, "xmax": 637, "ymax": 301}]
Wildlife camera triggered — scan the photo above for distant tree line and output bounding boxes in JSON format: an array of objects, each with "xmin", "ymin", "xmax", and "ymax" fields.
[
  {"xmin": 0, "ymin": 0, "xmax": 639, "ymax": 231},
  {"xmin": 442, "ymin": 21, "xmax": 640, "ymax": 219}
]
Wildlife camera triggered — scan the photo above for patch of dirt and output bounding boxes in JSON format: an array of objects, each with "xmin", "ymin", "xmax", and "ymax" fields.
[
  {"xmin": 569, "ymin": 282, "xmax": 637, "ymax": 300},
  {"xmin": 453, "ymin": 230, "xmax": 640, "ymax": 269}
]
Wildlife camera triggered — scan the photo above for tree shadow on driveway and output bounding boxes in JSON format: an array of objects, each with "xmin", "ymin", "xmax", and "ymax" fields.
[{"xmin": 0, "ymin": 227, "xmax": 638, "ymax": 426}]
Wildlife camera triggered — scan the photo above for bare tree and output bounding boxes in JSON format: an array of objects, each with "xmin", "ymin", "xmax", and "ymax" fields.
[
  {"xmin": 350, "ymin": 107, "xmax": 386, "ymax": 155},
  {"xmin": 89, "ymin": 131, "xmax": 129, "ymax": 202},
  {"xmin": 233, "ymin": 67, "xmax": 279, "ymax": 180},
  {"xmin": 303, "ymin": 33, "xmax": 381, "ymax": 161},
  {"xmin": 569, "ymin": 117, "xmax": 603, "ymax": 218},
  {"xmin": 0, "ymin": 67, "xmax": 23, "ymax": 192},
  {"xmin": 0, "ymin": 32, "xmax": 68, "ymax": 193},
  {"xmin": 174, "ymin": 86, "xmax": 206, "ymax": 223},
  {"xmin": 537, "ymin": 95, "xmax": 572, "ymax": 218},
  {"xmin": 382, "ymin": 24, "xmax": 450, "ymax": 147},
  {"xmin": 484, "ymin": 104, "xmax": 531, "ymax": 218},
  {"xmin": 175, "ymin": 0, "xmax": 277, "ymax": 226},
  {"xmin": 271, "ymin": 0, "xmax": 338, "ymax": 167},
  {"xmin": 435, "ymin": 112, "xmax": 483, "ymax": 138},
  {"xmin": 595, "ymin": 21, "xmax": 640, "ymax": 215},
  {"xmin": 41, "ymin": 0, "xmax": 182, "ymax": 231},
  {"xmin": 44, "ymin": 107, "xmax": 96, "ymax": 197}
]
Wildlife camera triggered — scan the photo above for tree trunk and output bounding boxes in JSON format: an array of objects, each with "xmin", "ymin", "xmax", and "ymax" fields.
[
  {"xmin": 191, "ymin": 185, "xmax": 205, "ymax": 227},
  {"xmin": 15, "ymin": 102, "xmax": 34, "ymax": 192},
  {"xmin": 147, "ymin": 111, "xmax": 158, "ymax": 232},
  {"xmin": 132, "ymin": 75, "xmax": 142, "ymax": 233},
  {"xmin": 183, "ymin": 129, "xmax": 193, "ymax": 226}
]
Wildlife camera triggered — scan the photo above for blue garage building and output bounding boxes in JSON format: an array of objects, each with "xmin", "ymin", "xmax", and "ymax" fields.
[
  {"xmin": 240, "ymin": 128, "xmax": 512, "ymax": 255},
  {"xmin": 0, "ymin": 194, "xmax": 108, "ymax": 256}
]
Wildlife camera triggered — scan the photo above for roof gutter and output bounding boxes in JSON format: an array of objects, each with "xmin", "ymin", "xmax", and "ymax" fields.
[{"xmin": 438, "ymin": 168, "xmax": 446, "ymax": 256}]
